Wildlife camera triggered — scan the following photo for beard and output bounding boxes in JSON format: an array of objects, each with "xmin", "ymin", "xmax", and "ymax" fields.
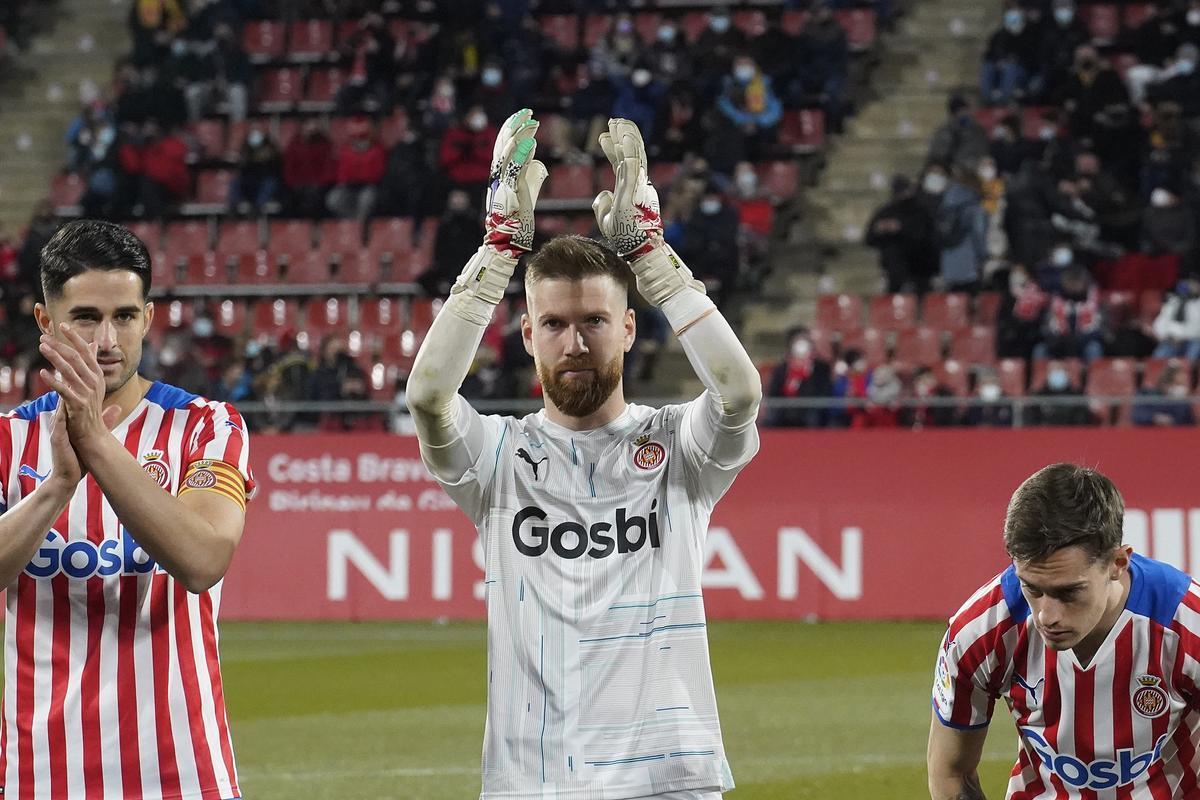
[{"xmin": 537, "ymin": 351, "xmax": 624, "ymax": 419}]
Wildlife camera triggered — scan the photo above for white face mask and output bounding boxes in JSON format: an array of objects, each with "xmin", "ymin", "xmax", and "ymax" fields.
[
  {"xmin": 1051, "ymin": 246, "xmax": 1073, "ymax": 267},
  {"xmin": 980, "ymin": 383, "xmax": 1002, "ymax": 402},
  {"xmin": 978, "ymin": 164, "xmax": 997, "ymax": 181},
  {"xmin": 1004, "ymin": 10, "xmax": 1025, "ymax": 33},
  {"xmin": 1047, "ymin": 369, "xmax": 1070, "ymax": 391},
  {"xmin": 631, "ymin": 69, "xmax": 652, "ymax": 88},
  {"xmin": 710, "ymin": 16, "xmax": 731, "ymax": 33},
  {"xmin": 923, "ymin": 172, "xmax": 948, "ymax": 194},
  {"xmin": 192, "ymin": 318, "xmax": 214, "ymax": 338},
  {"xmin": 247, "ymin": 130, "xmax": 264, "ymax": 147},
  {"xmin": 657, "ymin": 25, "xmax": 676, "ymax": 43},
  {"xmin": 1010, "ymin": 273, "xmax": 1028, "ymax": 294},
  {"xmin": 791, "ymin": 339, "xmax": 812, "ymax": 359},
  {"xmin": 1039, "ymin": 125, "xmax": 1058, "ymax": 141},
  {"xmin": 1169, "ymin": 384, "xmax": 1190, "ymax": 398},
  {"xmin": 699, "ymin": 198, "xmax": 722, "ymax": 215},
  {"xmin": 1054, "ymin": 7, "xmax": 1074, "ymax": 25},
  {"xmin": 467, "ymin": 112, "xmax": 487, "ymax": 131},
  {"xmin": 734, "ymin": 65, "xmax": 756, "ymax": 83},
  {"xmin": 481, "ymin": 68, "xmax": 502, "ymax": 87},
  {"xmin": 736, "ymin": 173, "xmax": 758, "ymax": 195},
  {"xmin": 1151, "ymin": 188, "xmax": 1173, "ymax": 208},
  {"xmin": 1189, "ymin": 9, "xmax": 1200, "ymax": 25}
]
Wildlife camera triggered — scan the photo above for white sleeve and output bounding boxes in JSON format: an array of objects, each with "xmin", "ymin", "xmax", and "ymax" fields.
[
  {"xmin": 661, "ymin": 288, "xmax": 762, "ymax": 505},
  {"xmin": 406, "ymin": 293, "xmax": 507, "ymax": 520}
]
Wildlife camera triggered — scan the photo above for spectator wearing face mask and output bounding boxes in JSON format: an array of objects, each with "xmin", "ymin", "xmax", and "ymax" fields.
[
  {"xmin": 181, "ymin": 22, "xmax": 250, "ymax": 122},
  {"xmin": 901, "ymin": 367, "xmax": 958, "ymax": 429},
  {"xmin": 795, "ymin": 4, "xmax": 849, "ymax": 132},
  {"xmin": 229, "ymin": 125, "xmax": 281, "ymax": 216},
  {"xmin": 1132, "ymin": 363, "xmax": 1196, "ymax": 426},
  {"xmin": 473, "ymin": 61, "xmax": 518, "ymax": 126},
  {"xmin": 327, "ymin": 118, "xmax": 386, "ymax": 220},
  {"xmin": 613, "ymin": 64, "xmax": 667, "ymax": 144},
  {"xmin": 866, "ymin": 174, "xmax": 937, "ymax": 294},
  {"xmin": 764, "ymin": 327, "xmax": 833, "ymax": 428},
  {"xmin": 931, "ymin": 164, "xmax": 989, "ymax": 293},
  {"xmin": 421, "ymin": 189, "xmax": 484, "ymax": 296},
  {"xmin": 1142, "ymin": 187, "xmax": 1198, "ymax": 274},
  {"xmin": 590, "ymin": 13, "xmax": 641, "ymax": 82},
  {"xmin": 1034, "ymin": 265, "xmax": 1108, "ymax": 362},
  {"xmin": 962, "ymin": 368, "xmax": 1014, "ymax": 427},
  {"xmin": 1152, "ymin": 277, "xmax": 1200, "ymax": 360},
  {"xmin": 1028, "ymin": 359, "xmax": 1094, "ymax": 426},
  {"xmin": 283, "ymin": 120, "xmax": 337, "ymax": 218},
  {"xmin": 647, "ymin": 20, "xmax": 692, "ymax": 85},
  {"xmin": 1036, "ymin": 0, "xmax": 1090, "ymax": 100},
  {"xmin": 858, "ymin": 363, "xmax": 903, "ymax": 428},
  {"xmin": 714, "ymin": 56, "xmax": 782, "ymax": 161},
  {"xmin": 438, "ymin": 105, "xmax": 496, "ymax": 202},
  {"xmin": 928, "ymin": 94, "xmax": 990, "ymax": 175},
  {"xmin": 680, "ymin": 186, "xmax": 741, "ymax": 303},
  {"xmin": 981, "ymin": 7, "xmax": 1040, "ymax": 105},
  {"xmin": 694, "ymin": 8, "xmax": 748, "ymax": 94},
  {"xmin": 335, "ymin": 12, "xmax": 396, "ymax": 115},
  {"xmin": 988, "ymin": 114, "xmax": 1035, "ymax": 176},
  {"xmin": 1056, "ymin": 46, "xmax": 1129, "ymax": 142},
  {"xmin": 1146, "ymin": 43, "xmax": 1200, "ymax": 119}
]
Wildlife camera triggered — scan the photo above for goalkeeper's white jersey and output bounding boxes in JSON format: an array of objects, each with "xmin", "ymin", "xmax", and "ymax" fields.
[{"xmin": 433, "ymin": 400, "xmax": 756, "ymax": 800}]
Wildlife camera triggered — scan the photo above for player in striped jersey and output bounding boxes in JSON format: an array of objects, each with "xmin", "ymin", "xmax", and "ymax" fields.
[
  {"xmin": 0, "ymin": 220, "xmax": 254, "ymax": 799},
  {"xmin": 407, "ymin": 111, "xmax": 760, "ymax": 799},
  {"xmin": 928, "ymin": 463, "xmax": 1200, "ymax": 799}
]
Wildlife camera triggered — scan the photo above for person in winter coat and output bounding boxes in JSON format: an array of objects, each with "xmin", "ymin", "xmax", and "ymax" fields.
[
  {"xmin": 865, "ymin": 174, "xmax": 937, "ymax": 294},
  {"xmin": 327, "ymin": 118, "xmax": 386, "ymax": 219},
  {"xmin": 930, "ymin": 165, "xmax": 988, "ymax": 292},
  {"xmin": 1152, "ymin": 276, "xmax": 1200, "ymax": 360}
]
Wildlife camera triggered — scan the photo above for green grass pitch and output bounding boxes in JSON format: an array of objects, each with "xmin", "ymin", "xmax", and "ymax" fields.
[{"xmin": 223, "ymin": 620, "xmax": 1019, "ymax": 799}]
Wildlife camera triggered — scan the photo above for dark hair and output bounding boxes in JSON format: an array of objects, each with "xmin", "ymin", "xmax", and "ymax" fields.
[
  {"xmin": 1004, "ymin": 463, "xmax": 1125, "ymax": 563},
  {"xmin": 40, "ymin": 219, "xmax": 152, "ymax": 301},
  {"xmin": 525, "ymin": 235, "xmax": 631, "ymax": 296}
]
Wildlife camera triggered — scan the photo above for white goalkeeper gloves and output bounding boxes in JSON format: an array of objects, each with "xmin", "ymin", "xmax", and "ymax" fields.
[
  {"xmin": 592, "ymin": 118, "xmax": 705, "ymax": 306},
  {"xmin": 450, "ymin": 109, "xmax": 548, "ymax": 320}
]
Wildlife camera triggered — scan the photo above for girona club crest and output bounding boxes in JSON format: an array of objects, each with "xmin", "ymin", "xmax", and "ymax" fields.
[
  {"xmin": 141, "ymin": 450, "xmax": 171, "ymax": 490},
  {"xmin": 633, "ymin": 440, "xmax": 666, "ymax": 471},
  {"xmin": 1132, "ymin": 675, "xmax": 1169, "ymax": 719}
]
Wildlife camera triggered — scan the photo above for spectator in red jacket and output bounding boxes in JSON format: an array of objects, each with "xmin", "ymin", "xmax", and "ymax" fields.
[
  {"xmin": 122, "ymin": 120, "xmax": 189, "ymax": 218},
  {"xmin": 438, "ymin": 105, "xmax": 495, "ymax": 203},
  {"xmin": 327, "ymin": 119, "xmax": 386, "ymax": 220},
  {"xmin": 283, "ymin": 120, "xmax": 337, "ymax": 218}
]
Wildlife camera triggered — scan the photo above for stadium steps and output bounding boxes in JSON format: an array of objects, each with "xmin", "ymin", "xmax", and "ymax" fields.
[{"xmin": 0, "ymin": 0, "xmax": 127, "ymax": 233}]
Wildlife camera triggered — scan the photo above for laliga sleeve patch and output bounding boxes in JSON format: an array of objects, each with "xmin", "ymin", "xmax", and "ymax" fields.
[{"xmin": 178, "ymin": 459, "xmax": 247, "ymax": 512}]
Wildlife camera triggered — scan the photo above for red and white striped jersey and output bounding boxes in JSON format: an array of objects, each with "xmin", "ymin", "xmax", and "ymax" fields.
[
  {"xmin": 0, "ymin": 383, "xmax": 256, "ymax": 800},
  {"xmin": 933, "ymin": 553, "xmax": 1200, "ymax": 799}
]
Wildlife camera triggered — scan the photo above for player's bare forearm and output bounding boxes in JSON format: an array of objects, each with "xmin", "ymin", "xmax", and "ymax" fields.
[
  {"xmin": 929, "ymin": 773, "xmax": 986, "ymax": 800},
  {"xmin": 928, "ymin": 712, "xmax": 989, "ymax": 800},
  {"xmin": 74, "ymin": 434, "xmax": 242, "ymax": 592},
  {"xmin": 0, "ymin": 477, "xmax": 76, "ymax": 588}
]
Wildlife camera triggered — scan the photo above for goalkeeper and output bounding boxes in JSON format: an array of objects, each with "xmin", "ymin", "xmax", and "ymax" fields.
[{"xmin": 406, "ymin": 109, "xmax": 761, "ymax": 800}]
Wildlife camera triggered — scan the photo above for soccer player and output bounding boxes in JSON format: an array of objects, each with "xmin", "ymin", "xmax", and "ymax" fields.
[
  {"xmin": 927, "ymin": 463, "xmax": 1200, "ymax": 799},
  {"xmin": 407, "ymin": 110, "xmax": 761, "ymax": 799},
  {"xmin": 0, "ymin": 220, "xmax": 254, "ymax": 798}
]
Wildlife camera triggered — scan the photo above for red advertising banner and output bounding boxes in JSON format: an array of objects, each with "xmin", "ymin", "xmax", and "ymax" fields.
[{"xmin": 220, "ymin": 428, "xmax": 1200, "ymax": 621}]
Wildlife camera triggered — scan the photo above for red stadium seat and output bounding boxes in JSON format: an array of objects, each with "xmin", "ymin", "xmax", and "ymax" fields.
[
  {"xmin": 366, "ymin": 217, "xmax": 417, "ymax": 280},
  {"xmin": 267, "ymin": 220, "xmax": 316, "ymax": 261},
  {"xmin": 680, "ymin": 12, "xmax": 710, "ymax": 44},
  {"xmin": 304, "ymin": 296, "xmax": 350, "ymax": 334},
  {"xmin": 358, "ymin": 296, "xmax": 405, "ymax": 337},
  {"xmin": 1141, "ymin": 358, "xmax": 1193, "ymax": 391},
  {"xmin": 893, "ymin": 327, "xmax": 942, "ymax": 367},
  {"xmin": 997, "ymin": 358, "xmax": 1027, "ymax": 397},
  {"xmin": 164, "ymin": 220, "xmax": 212, "ymax": 260},
  {"xmin": 216, "ymin": 220, "xmax": 262, "ymax": 258},
  {"xmin": 50, "ymin": 173, "xmax": 86, "ymax": 208},
  {"xmin": 922, "ymin": 292, "xmax": 971, "ymax": 331},
  {"xmin": 387, "ymin": 18, "xmax": 414, "ymax": 43},
  {"xmin": 1085, "ymin": 357, "xmax": 1136, "ymax": 424},
  {"xmin": 974, "ymin": 292, "xmax": 1002, "ymax": 326},
  {"xmin": 815, "ymin": 293, "xmax": 864, "ymax": 334},
  {"xmin": 777, "ymin": 109, "xmax": 826, "ymax": 153},
  {"xmin": 649, "ymin": 162, "xmax": 682, "ymax": 189},
  {"xmin": 257, "ymin": 68, "xmax": 302, "ymax": 112},
  {"xmin": 840, "ymin": 327, "xmax": 887, "ymax": 366},
  {"xmin": 242, "ymin": 20, "xmax": 286, "ymax": 61},
  {"xmin": 540, "ymin": 15, "xmax": 579, "ymax": 49},
  {"xmin": 583, "ymin": 15, "xmax": 614, "ymax": 49},
  {"xmin": 1102, "ymin": 290, "xmax": 1137, "ymax": 327},
  {"xmin": 868, "ymin": 294, "xmax": 918, "ymax": 332},
  {"xmin": 758, "ymin": 161, "xmax": 799, "ymax": 200},
  {"xmin": 1080, "ymin": 4, "xmax": 1120, "ymax": 44},
  {"xmin": 318, "ymin": 219, "xmax": 365, "ymax": 260},
  {"xmin": 1020, "ymin": 107, "xmax": 1054, "ymax": 140},
  {"xmin": 732, "ymin": 9, "xmax": 767, "ymax": 37},
  {"xmin": 1123, "ymin": 3, "xmax": 1155, "ymax": 30},
  {"xmin": 213, "ymin": 298, "xmax": 250, "ymax": 336},
  {"xmin": 1030, "ymin": 358, "xmax": 1083, "ymax": 392},
  {"xmin": 194, "ymin": 170, "xmax": 233, "ymax": 206},
  {"xmin": 253, "ymin": 298, "xmax": 301, "ymax": 333},
  {"xmin": 275, "ymin": 117, "xmax": 302, "ymax": 148},
  {"xmin": 1140, "ymin": 289, "xmax": 1165, "ymax": 326},
  {"xmin": 808, "ymin": 328, "xmax": 836, "ymax": 361},
  {"xmin": 179, "ymin": 254, "xmax": 220, "ymax": 285},
  {"xmin": 224, "ymin": 120, "xmax": 253, "ymax": 157},
  {"xmin": 288, "ymin": 19, "xmax": 334, "ymax": 60},
  {"xmin": 231, "ymin": 253, "xmax": 274, "ymax": 285},
  {"xmin": 633, "ymin": 12, "xmax": 663, "ymax": 44},
  {"xmin": 934, "ymin": 359, "xmax": 970, "ymax": 397},
  {"xmin": 949, "ymin": 325, "xmax": 997, "ymax": 366},
  {"xmin": 303, "ymin": 68, "xmax": 346, "ymax": 111},
  {"xmin": 378, "ymin": 109, "xmax": 409, "ymax": 147},
  {"xmin": 125, "ymin": 221, "xmax": 161, "ymax": 254},
  {"xmin": 187, "ymin": 119, "xmax": 226, "ymax": 161},
  {"xmin": 781, "ymin": 10, "xmax": 808, "ymax": 36},
  {"xmin": 835, "ymin": 9, "xmax": 877, "ymax": 51},
  {"xmin": 280, "ymin": 251, "xmax": 332, "ymax": 283},
  {"xmin": 545, "ymin": 164, "xmax": 595, "ymax": 200}
]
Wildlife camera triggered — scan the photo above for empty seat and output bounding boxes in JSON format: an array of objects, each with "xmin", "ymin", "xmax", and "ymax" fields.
[
  {"xmin": 1141, "ymin": 358, "xmax": 1193, "ymax": 390},
  {"xmin": 582, "ymin": 15, "xmax": 613, "ymax": 49},
  {"xmin": 868, "ymin": 293, "xmax": 918, "ymax": 332},
  {"xmin": 922, "ymin": 292, "xmax": 971, "ymax": 331},
  {"xmin": 1139, "ymin": 289, "xmax": 1165, "ymax": 326},
  {"xmin": 835, "ymin": 8, "xmax": 877, "ymax": 51},
  {"xmin": 758, "ymin": 161, "xmax": 799, "ymax": 200},
  {"xmin": 213, "ymin": 298, "xmax": 250, "ymax": 336},
  {"xmin": 288, "ymin": 19, "xmax": 334, "ymax": 60},
  {"xmin": 267, "ymin": 220, "xmax": 316, "ymax": 260},
  {"xmin": 187, "ymin": 119, "xmax": 226, "ymax": 161},
  {"xmin": 194, "ymin": 170, "xmax": 234, "ymax": 206},
  {"xmin": 1101, "ymin": 290, "xmax": 1137, "ymax": 327},
  {"xmin": 302, "ymin": 68, "xmax": 346, "ymax": 111},
  {"xmin": 366, "ymin": 217, "xmax": 416, "ymax": 279},
  {"xmin": 544, "ymin": 164, "xmax": 594, "ymax": 200},
  {"xmin": 1085, "ymin": 357, "xmax": 1136, "ymax": 424},
  {"xmin": 934, "ymin": 359, "xmax": 970, "ymax": 397},
  {"xmin": 257, "ymin": 68, "xmax": 302, "ymax": 112},
  {"xmin": 777, "ymin": 109, "xmax": 826, "ymax": 153},
  {"xmin": 318, "ymin": 219, "xmax": 365, "ymax": 259},
  {"xmin": 649, "ymin": 162, "xmax": 682, "ymax": 189},
  {"xmin": 358, "ymin": 296, "xmax": 405, "ymax": 336},
  {"xmin": 1080, "ymin": 4, "xmax": 1119, "ymax": 44},
  {"xmin": 216, "ymin": 219, "xmax": 262, "ymax": 258},
  {"xmin": 242, "ymin": 20, "xmax": 286, "ymax": 61},
  {"xmin": 949, "ymin": 325, "xmax": 997, "ymax": 365},
  {"xmin": 974, "ymin": 291, "xmax": 1002, "ymax": 326},
  {"xmin": 732, "ymin": 9, "xmax": 767, "ymax": 36},
  {"xmin": 164, "ymin": 220, "xmax": 212, "ymax": 261},
  {"xmin": 49, "ymin": 173, "xmax": 86, "ymax": 208},
  {"xmin": 997, "ymin": 358, "xmax": 1027, "ymax": 397},
  {"xmin": 893, "ymin": 327, "xmax": 942, "ymax": 367},
  {"xmin": 252, "ymin": 298, "xmax": 301, "ymax": 333},
  {"xmin": 1123, "ymin": 3, "xmax": 1156, "ymax": 30},
  {"xmin": 304, "ymin": 296, "xmax": 350, "ymax": 334},
  {"xmin": 540, "ymin": 15, "xmax": 579, "ymax": 49},
  {"xmin": 815, "ymin": 293, "xmax": 863, "ymax": 334},
  {"xmin": 125, "ymin": 221, "xmax": 161, "ymax": 254}
]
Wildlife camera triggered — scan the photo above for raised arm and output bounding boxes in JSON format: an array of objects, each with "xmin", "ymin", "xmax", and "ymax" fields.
[
  {"xmin": 406, "ymin": 109, "xmax": 547, "ymax": 480},
  {"xmin": 592, "ymin": 118, "xmax": 761, "ymax": 469}
]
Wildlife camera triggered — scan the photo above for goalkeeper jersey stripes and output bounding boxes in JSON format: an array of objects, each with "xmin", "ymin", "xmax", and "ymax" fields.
[
  {"xmin": 0, "ymin": 383, "xmax": 255, "ymax": 800},
  {"xmin": 432, "ymin": 401, "xmax": 757, "ymax": 800},
  {"xmin": 934, "ymin": 554, "xmax": 1200, "ymax": 799}
]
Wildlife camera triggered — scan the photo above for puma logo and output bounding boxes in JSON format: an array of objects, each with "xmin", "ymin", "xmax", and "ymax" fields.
[
  {"xmin": 516, "ymin": 448, "xmax": 548, "ymax": 480},
  {"xmin": 1014, "ymin": 674, "xmax": 1045, "ymax": 706}
]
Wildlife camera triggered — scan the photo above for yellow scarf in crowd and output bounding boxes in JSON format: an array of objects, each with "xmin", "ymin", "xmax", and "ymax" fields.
[
  {"xmin": 137, "ymin": 0, "xmax": 186, "ymax": 33},
  {"xmin": 744, "ymin": 74, "xmax": 766, "ymax": 114}
]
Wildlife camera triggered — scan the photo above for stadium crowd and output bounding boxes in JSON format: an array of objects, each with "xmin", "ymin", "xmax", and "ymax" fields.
[{"xmin": 810, "ymin": 0, "xmax": 1200, "ymax": 429}]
